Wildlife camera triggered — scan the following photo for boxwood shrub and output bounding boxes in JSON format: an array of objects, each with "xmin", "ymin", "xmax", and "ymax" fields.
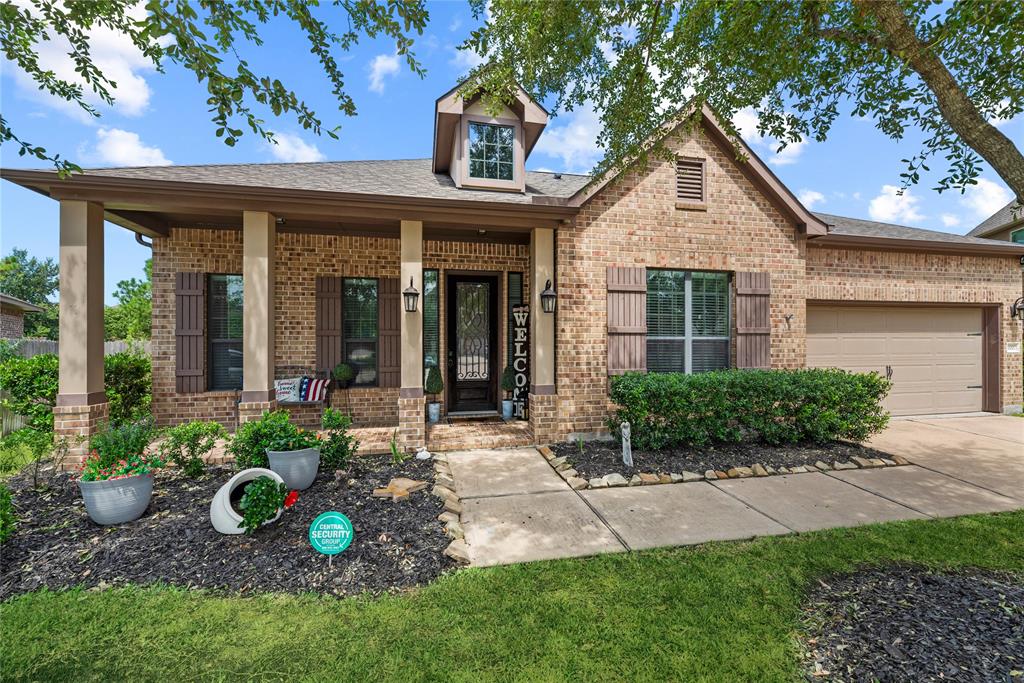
[{"xmin": 608, "ymin": 368, "xmax": 891, "ymax": 450}]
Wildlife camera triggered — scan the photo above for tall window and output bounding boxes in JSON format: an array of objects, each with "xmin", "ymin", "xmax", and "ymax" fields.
[
  {"xmin": 468, "ymin": 122, "xmax": 514, "ymax": 181},
  {"xmin": 646, "ymin": 270, "xmax": 730, "ymax": 374},
  {"xmin": 343, "ymin": 278, "xmax": 378, "ymax": 386},
  {"xmin": 208, "ymin": 274, "xmax": 243, "ymax": 390},
  {"xmin": 506, "ymin": 272, "xmax": 523, "ymax": 365},
  {"xmin": 423, "ymin": 270, "xmax": 439, "ymax": 370}
]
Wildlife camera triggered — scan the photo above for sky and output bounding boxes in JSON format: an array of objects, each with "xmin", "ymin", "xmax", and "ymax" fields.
[{"xmin": 1, "ymin": 1, "xmax": 1020, "ymax": 304}]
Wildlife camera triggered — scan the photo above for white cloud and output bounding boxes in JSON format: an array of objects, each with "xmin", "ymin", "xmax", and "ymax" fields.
[
  {"xmin": 868, "ymin": 185, "xmax": 924, "ymax": 224},
  {"xmin": 987, "ymin": 99, "xmax": 1019, "ymax": 129},
  {"xmin": 449, "ymin": 45, "xmax": 486, "ymax": 71},
  {"xmin": 448, "ymin": 17, "xmax": 462, "ymax": 32},
  {"xmin": 368, "ymin": 52, "xmax": 400, "ymax": 94},
  {"xmin": 86, "ymin": 128, "xmax": 170, "ymax": 166},
  {"xmin": 266, "ymin": 132, "xmax": 325, "ymax": 163},
  {"xmin": 940, "ymin": 213, "xmax": 961, "ymax": 228},
  {"xmin": 731, "ymin": 107, "xmax": 807, "ymax": 167},
  {"xmin": 798, "ymin": 189, "xmax": 825, "ymax": 209},
  {"xmin": 532, "ymin": 105, "xmax": 602, "ymax": 174},
  {"xmin": 960, "ymin": 177, "xmax": 1011, "ymax": 219}
]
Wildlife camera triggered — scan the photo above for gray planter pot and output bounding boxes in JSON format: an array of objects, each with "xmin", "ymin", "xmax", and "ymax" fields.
[
  {"xmin": 267, "ymin": 447, "xmax": 320, "ymax": 490},
  {"xmin": 501, "ymin": 400, "xmax": 514, "ymax": 421},
  {"xmin": 79, "ymin": 473, "xmax": 154, "ymax": 525},
  {"xmin": 427, "ymin": 402, "xmax": 441, "ymax": 424}
]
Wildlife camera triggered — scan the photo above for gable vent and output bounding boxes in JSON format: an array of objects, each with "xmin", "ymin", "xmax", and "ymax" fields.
[{"xmin": 676, "ymin": 158, "xmax": 705, "ymax": 203}]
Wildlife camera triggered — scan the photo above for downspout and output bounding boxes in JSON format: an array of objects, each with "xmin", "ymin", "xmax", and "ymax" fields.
[{"xmin": 135, "ymin": 233, "xmax": 153, "ymax": 249}]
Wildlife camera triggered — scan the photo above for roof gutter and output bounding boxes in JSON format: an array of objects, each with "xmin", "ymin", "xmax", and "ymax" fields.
[{"xmin": 808, "ymin": 232, "xmax": 1024, "ymax": 257}]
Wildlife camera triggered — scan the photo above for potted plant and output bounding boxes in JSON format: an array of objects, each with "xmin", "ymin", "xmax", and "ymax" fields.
[
  {"xmin": 501, "ymin": 365, "xmax": 516, "ymax": 421},
  {"xmin": 78, "ymin": 419, "xmax": 163, "ymax": 525},
  {"xmin": 209, "ymin": 468, "xmax": 297, "ymax": 535},
  {"xmin": 227, "ymin": 411, "xmax": 320, "ymax": 490},
  {"xmin": 332, "ymin": 362, "xmax": 355, "ymax": 414},
  {"xmin": 425, "ymin": 365, "xmax": 444, "ymax": 424}
]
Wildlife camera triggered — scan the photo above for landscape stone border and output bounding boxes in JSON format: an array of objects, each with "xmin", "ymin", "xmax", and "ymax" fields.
[
  {"xmin": 431, "ymin": 452, "xmax": 470, "ymax": 565},
  {"xmin": 537, "ymin": 446, "xmax": 911, "ymax": 490}
]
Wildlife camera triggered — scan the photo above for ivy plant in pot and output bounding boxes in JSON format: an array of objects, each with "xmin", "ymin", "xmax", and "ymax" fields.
[
  {"xmin": 78, "ymin": 419, "xmax": 163, "ymax": 525},
  {"xmin": 501, "ymin": 365, "xmax": 516, "ymax": 421},
  {"xmin": 425, "ymin": 366, "xmax": 444, "ymax": 424},
  {"xmin": 209, "ymin": 468, "xmax": 298, "ymax": 535},
  {"xmin": 227, "ymin": 411, "xmax": 320, "ymax": 490}
]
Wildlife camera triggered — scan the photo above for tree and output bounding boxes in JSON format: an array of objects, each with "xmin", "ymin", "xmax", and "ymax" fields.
[
  {"xmin": 0, "ymin": 248, "xmax": 59, "ymax": 339},
  {"xmin": 466, "ymin": 0, "xmax": 1024, "ymax": 204},
  {"xmin": 1, "ymin": 0, "xmax": 429, "ymax": 176},
  {"xmin": 105, "ymin": 259, "xmax": 152, "ymax": 341}
]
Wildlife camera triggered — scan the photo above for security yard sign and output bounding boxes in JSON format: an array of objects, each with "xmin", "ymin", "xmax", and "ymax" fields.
[{"xmin": 309, "ymin": 511, "xmax": 354, "ymax": 559}]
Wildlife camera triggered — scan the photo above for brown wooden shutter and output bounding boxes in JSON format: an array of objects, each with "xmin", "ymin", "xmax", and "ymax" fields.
[
  {"xmin": 676, "ymin": 158, "xmax": 705, "ymax": 203},
  {"xmin": 735, "ymin": 272, "xmax": 771, "ymax": 369},
  {"xmin": 175, "ymin": 272, "xmax": 206, "ymax": 393},
  {"xmin": 607, "ymin": 266, "xmax": 647, "ymax": 375},
  {"xmin": 378, "ymin": 277, "xmax": 401, "ymax": 388},
  {"xmin": 316, "ymin": 276, "xmax": 344, "ymax": 375}
]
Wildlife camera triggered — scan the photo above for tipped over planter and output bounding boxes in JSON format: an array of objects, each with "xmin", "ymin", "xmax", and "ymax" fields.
[
  {"xmin": 79, "ymin": 473, "xmax": 154, "ymax": 525},
  {"xmin": 210, "ymin": 468, "xmax": 285, "ymax": 534},
  {"xmin": 267, "ymin": 447, "xmax": 320, "ymax": 490}
]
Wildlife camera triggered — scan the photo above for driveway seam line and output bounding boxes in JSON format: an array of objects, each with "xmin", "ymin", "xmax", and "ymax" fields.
[
  {"xmin": 459, "ymin": 488, "xmax": 570, "ymax": 501},
  {"xmin": 707, "ymin": 481, "xmax": 798, "ymax": 533},
  {"xmin": 891, "ymin": 461, "xmax": 1022, "ymax": 504},
  {"xmin": 570, "ymin": 487, "xmax": 632, "ymax": 553},
  {"xmin": 906, "ymin": 418, "xmax": 1023, "ymax": 446},
  {"xmin": 821, "ymin": 470, "xmax": 935, "ymax": 518}
]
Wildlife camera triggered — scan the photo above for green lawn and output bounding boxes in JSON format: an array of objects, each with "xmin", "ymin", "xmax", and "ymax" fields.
[{"xmin": 4, "ymin": 512, "xmax": 1024, "ymax": 682}]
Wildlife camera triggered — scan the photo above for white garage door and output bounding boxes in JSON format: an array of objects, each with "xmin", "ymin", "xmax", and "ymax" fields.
[{"xmin": 807, "ymin": 306, "xmax": 983, "ymax": 416}]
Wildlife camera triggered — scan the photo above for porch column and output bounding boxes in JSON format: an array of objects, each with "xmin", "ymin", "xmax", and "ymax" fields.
[
  {"xmin": 238, "ymin": 210, "xmax": 277, "ymax": 422},
  {"xmin": 398, "ymin": 219, "xmax": 425, "ymax": 450},
  {"xmin": 529, "ymin": 227, "xmax": 558, "ymax": 444},
  {"xmin": 54, "ymin": 200, "xmax": 108, "ymax": 468}
]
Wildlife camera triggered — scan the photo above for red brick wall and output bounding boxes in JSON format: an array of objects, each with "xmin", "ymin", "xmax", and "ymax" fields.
[{"xmin": 1, "ymin": 305, "xmax": 25, "ymax": 339}]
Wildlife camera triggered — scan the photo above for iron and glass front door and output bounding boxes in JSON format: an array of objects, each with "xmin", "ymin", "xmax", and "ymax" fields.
[{"xmin": 447, "ymin": 274, "xmax": 499, "ymax": 412}]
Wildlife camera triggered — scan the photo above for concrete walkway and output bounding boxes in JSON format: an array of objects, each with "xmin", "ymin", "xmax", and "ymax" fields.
[{"xmin": 447, "ymin": 415, "xmax": 1024, "ymax": 567}]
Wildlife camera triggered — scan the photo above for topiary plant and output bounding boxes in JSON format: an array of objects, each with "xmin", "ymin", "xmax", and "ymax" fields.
[
  {"xmin": 332, "ymin": 362, "xmax": 355, "ymax": 387},
  {"xmin": 500, "ymin": 365, "xmax": 516, "ymax": 399},
  {"xmin": 424, "ymin": 366, "xmax": 444, "ymax": 400}
]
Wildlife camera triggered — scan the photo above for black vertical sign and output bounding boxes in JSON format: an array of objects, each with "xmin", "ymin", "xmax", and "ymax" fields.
[{"xmin": 511, "ymin": 304, "xmax": 529, "ymax": 419}]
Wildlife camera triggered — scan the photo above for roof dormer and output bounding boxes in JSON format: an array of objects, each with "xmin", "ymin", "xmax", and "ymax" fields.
[{"xmin": 432, "ymin": 81, "xmax": 548, "ymax": 192}]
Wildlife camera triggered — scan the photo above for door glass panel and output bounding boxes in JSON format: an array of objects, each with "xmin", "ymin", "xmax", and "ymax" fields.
[{"xmin": 456, "ymin": 282, "xmax": 490, "ymax": 381}]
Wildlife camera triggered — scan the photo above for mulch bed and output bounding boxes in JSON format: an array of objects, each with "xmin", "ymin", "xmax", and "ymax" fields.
[
  {"xmin": 0, "ymin": 455, "xmax": 454, "ymax": 600},
  {"xmin": 552, "ymin": 440, "xmax": 895, "ymax": 481},
  {"xmin": 801, "ymin": 566, "xmax": 1024, "ymax": 682}
]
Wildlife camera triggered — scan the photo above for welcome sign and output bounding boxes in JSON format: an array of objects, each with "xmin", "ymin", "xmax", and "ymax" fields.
[{"xmin": 511, "ymin": 304, "xmax": 530, "ymax": 419}]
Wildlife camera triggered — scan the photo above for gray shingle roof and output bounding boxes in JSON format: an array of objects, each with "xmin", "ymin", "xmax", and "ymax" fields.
[
  {"xmin": 967, "ymin": 201, "xmax": 1023, "ymax": 237},
  {"xmin": 814, "ymin": 212, "xmax": 1021, "ymax": 248},
  {"xmin": 81, "ymin": 158, "xmax": 591, "ymax": 205}
]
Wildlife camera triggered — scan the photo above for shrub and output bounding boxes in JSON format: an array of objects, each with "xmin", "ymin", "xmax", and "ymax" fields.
[
  {"xmin": 424, "ymin": 366, "xmax": 444, "ymax": 398},
  {"xmin": 332, "ymin": 363, "xmax": 355, "ymax": 386},
  {"xmin": 0, "ymin": 483, "xmax": 14, "ymax": 543},
  {"xmin": 104, "ymin": 350, "xmax": 152, "ymax": 426},
  {"xmin": 320, "ymin": 408, "xmax": 358, "ymax": 470},
  {"xmin": 239, "ymin": 476, "xmax": 298, "ymax": 534},
  {"xmin": 608, "ymin": 368, "xmax": 891, "ymax": 450},
  {"xmin": 0, "ymin": 443, "xmax": 37, "ymax": 478},
  {"xmin": 89, "ymin": 418, "xmax": 159, "ymax": 466},
  {"xmin": 228, "ymin": 411, "xmax": 318, "ymax": 470},
  {"xmin": 158, "ymin": 421, "xmax": 226, "ymax": 478}
]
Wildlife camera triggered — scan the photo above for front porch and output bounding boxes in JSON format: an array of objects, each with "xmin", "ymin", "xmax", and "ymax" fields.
[{"xmin": 350, "ymin": 419, "xmax": 535, "ymax": 455}]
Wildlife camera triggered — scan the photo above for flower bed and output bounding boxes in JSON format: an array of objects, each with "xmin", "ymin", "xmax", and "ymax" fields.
[{"xmin": 0, "ymin": 455, "xmax": 454, "ymax": 599}]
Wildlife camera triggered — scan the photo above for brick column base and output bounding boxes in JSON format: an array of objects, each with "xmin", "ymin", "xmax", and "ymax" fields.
[
  {"xmin": 397, "ymin": 396, "xmax": 425, "ymax": 451},
  {"xmin": 53, "ymin": 401, "xmax": 109, "ymax": 470},
  {"xmin": 238, "ymin": 399, "xmax": 279, "ymax": 424},
  {"xmin": 529, "ymin": 393, "xmax": 559, "ymax": 445}
]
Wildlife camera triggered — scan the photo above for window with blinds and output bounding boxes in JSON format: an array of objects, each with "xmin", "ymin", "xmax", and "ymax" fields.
[
  {"xmin": 647, "ymin": 270, "xmax": 729, "ymax": 374},
  {"xmin": 676, "ymin": 158, "xmax": 705, "ymax": 203},
  {"xmin": 208, "ymin": 274, "xmax": 243, "ymax": 390},
  {"xmin": 343, "ymin": 278, "xmax": 378, "ymax": 386},
  {"xmin": 423, "ymin": 270, "xmax": 439, "ymax": 370},
  {"xmin": 506, "ymin": 271, "xmax": 523, "ymax": 365}
]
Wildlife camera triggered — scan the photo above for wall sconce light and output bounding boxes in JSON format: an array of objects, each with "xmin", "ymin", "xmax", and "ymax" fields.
[
  {"xmin": 540, "ymin": 279, "xmax": 556, "ymax": 314},
  {"xmin": 403, "ymin": 277, "xmax": 419, "ymax": 313},
  {"xmin": 1011, "ymin": 296, "xmax": 1024, "ymax": 320}
]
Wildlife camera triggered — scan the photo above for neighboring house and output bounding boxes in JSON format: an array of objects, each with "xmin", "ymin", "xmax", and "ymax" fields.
[
  {"xmin": 0, "ymin": 293, "xmax": 42, "ymax": 339},
  {"xmin": 968, "ymin": 201, "xmax": 1024, "ymax": 243},
  {"xmin": 3, "ymin": 81, "xmax": 1024, "ymax": 467}
]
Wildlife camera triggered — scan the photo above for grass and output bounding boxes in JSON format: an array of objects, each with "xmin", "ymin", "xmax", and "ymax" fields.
[{"xmin": 3, "ymin": 512, "xmax": 1024, "ymax": 682}]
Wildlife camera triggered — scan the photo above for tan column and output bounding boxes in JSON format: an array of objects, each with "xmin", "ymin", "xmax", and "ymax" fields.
[
  {"xmin": 400, "ymin": 219, "xmax": 424, "ymax": 396},
  {"xmin": 530, "ymin": 227, "xmax": 555, "ymax": 394},
  {"xmin": 240, "ymin": 211, "xmax": 276, "ymax": 404},
  {"xmin": 57, "ymin": 200, "xmax": 105, "ymax": 404}
]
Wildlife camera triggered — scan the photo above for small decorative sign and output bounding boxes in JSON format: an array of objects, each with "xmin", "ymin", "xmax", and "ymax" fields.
[
  {"xmin": 1007, "ymin": 342, "xmax": 1022, "ymax": 354},
  {"xmin": 511, "ymin": 304, "xmax": 530, "ymax": 420},
  {"xmin": 309, "ymin": 511, "xmax": 354, "ymax": 558},
  {"xmin": 621, "ymin": 421, "xmax": 633, "ymax": 468}
]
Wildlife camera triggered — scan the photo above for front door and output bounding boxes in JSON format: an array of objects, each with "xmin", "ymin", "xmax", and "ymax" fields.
[{"xmin": 447, "ymin": 274, "xmax": 499, "ymax": 413}]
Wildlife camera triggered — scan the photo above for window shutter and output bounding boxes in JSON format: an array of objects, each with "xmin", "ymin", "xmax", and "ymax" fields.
[
  {"xmin": 316, "ymin": 276, "xmax": 343, "ymax": 375},
  {"xmin": 175, "ymin": 272, "xmax": 206, "ymax": 393},
  {"xmin": 735, "ymin": 272, "xmax": 771, "ymax": 369},
  {"xmin": 676, "ymin": 158, "xmax": 705, "ymax": 203},
  {"xmin": 607, "ymin": 266, "xmax": 647, "ymax": 375},
  {"xmin": 378, "ymin": 277, "xmax": 401, "ymax": 388}
]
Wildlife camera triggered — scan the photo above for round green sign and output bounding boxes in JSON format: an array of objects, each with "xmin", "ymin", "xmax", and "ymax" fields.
[{"xmin": 308, "ymin": 511, "xmax": 354, "ymax": 556}]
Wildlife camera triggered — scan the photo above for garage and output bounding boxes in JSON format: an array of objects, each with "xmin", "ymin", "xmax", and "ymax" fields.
[{"xmin": 807, "ymin": 305, "xmax": 990, "ymax": 416}]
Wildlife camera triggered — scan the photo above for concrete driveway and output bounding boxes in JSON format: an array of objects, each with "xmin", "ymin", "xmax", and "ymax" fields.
[{"xmin": 449, "ymin": 415, "xmax": 1024, "ymax": 567}]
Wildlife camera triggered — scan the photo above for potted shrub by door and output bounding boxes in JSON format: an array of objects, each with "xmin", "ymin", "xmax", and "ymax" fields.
[
  {"xmin": 425, "ymin": 366, "xmax": 444, "ymax": 424},
  {"xmin": 78, "ymin": 419, "xmax": 163, "ymax": 525},
  {"xmin": 227, "ymin": 411, "xmax": 320, "ymax": 490},
  {"xmin": 501, "ymin": 365, "xmax": 516, "ymax": 421}
]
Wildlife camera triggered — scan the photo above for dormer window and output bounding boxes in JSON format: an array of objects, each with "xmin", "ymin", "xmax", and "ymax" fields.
[{"xmin": 469, "ymin": 122, "xmax": 515, "ymax": 181}]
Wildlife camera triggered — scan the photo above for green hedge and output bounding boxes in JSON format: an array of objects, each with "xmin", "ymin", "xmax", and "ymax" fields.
[{"xmin": 608, "ymin": 369, "xmax": 891, "ymax": 450}]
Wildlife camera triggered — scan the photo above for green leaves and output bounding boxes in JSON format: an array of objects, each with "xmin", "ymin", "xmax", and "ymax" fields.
[
  {"xmin": 238, "ymin": 475, "xmax": 288, "ymax": 534},
  {"xmin": 158, "ymin": 420, "xmax": 226, "ymax": 478}
]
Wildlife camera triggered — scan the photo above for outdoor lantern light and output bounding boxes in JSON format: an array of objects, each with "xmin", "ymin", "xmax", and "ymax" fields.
[
  {"xmin": 403, "ymin": 277, "xmax": 420, "ymax": 313},
  {"xmin": 540, "ymin": 279, "xmax": 557, "ymax": 314},
  {"xmin": 1011, "ymin": 296, "xmax": 1024, "ymax": 320}
]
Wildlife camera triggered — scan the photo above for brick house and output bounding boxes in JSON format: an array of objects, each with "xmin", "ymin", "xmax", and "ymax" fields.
[
  {"xmin": 3, "ymin": 83, "xmax": 1023, "ymax": 466},
  {"xmin": 0, "ymin": 293, "xmax": 43, "ymax": 339}
]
